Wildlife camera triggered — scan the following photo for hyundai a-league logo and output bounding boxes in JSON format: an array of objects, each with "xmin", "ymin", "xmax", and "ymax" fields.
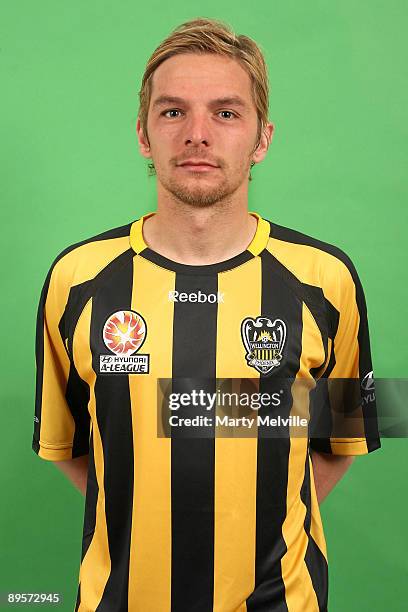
[
  {"xmin": 103, "ymin": 310, "xmax": 146, "ymax": 355},
  {"xmin": 99, "ymin": 310, "xmax": 149, "ymax": 374},
  {"xmin": 241, "ymin": 316, "xmax": 287, "ymax": 376}
]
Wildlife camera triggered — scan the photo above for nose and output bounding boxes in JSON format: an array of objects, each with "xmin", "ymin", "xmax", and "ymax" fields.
[{"xmin": 184, "ymin": 112, "xmax": 211, "ymax": 147}]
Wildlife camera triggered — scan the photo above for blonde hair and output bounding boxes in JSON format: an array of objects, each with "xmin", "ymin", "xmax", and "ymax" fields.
[{"xmin": 138, "ymin": 17, "xmax": 270, "ymax": 153}]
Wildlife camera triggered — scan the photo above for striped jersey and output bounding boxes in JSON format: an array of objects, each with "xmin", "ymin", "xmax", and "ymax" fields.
[{"xmin": 32, "ymin": 211, "xmax": 381, "ymax": 612}]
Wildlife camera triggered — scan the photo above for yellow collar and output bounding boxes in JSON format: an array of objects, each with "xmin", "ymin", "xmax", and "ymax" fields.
[{"xmin": 130, "ymin": 211, "xmax": 270, "ymax": 257}]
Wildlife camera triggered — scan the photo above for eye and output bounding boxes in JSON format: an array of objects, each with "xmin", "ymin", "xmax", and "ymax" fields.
[
  {"xmin": 162, "ymin": 109, "xmax": 183, "ymax": 118},
  {"xmin": 218, "ymin": 110, "xmax": 237, "ymax": 120},
  {"xmin": 161, "ymin": 109, "xmax": 238, "ymax": 120}
]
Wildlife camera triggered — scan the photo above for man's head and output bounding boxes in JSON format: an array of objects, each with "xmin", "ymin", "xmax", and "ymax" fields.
[{"xmin": 136, "ymin": 17, "xmax": 274, "ymax": 207}]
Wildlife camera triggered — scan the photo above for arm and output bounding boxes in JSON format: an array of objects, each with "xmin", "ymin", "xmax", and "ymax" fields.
[
  {"xmin": 53, "ymin": 454, "xmax": 89, "ymax": 496},
  {"xmin": 311, "ymin": 450, "xmax": 355, "ymax": 504}
]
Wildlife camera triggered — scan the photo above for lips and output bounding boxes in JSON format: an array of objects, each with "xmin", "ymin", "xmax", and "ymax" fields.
[{"xmin": 178, "ymin": 160, "xmax": 218, "ymax": 168}]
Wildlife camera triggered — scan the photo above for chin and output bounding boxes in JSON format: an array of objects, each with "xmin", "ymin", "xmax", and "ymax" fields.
[{"xmin": 170, "ymin": 184, "xmax": 232, "ymax": 207}]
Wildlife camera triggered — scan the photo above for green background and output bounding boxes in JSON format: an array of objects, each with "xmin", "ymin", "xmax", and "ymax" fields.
[{"xmin": 1, "ymin": 0, "xmax": 407, "ymax": 610}]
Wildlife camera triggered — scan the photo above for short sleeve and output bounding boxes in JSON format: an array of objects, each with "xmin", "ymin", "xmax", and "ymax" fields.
[
  {"xmin": 309, "ymin": 256, "xmax": 381, "ymax": 456},
  {"xmin": 32, "ymin": 257, "xmax": 90, "ymax": 461}
]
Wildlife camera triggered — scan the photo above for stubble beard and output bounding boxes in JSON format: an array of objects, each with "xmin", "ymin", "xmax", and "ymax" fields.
[{"xmin": 158, "ymin": 164, "xmax": 248, "ymax": 208}]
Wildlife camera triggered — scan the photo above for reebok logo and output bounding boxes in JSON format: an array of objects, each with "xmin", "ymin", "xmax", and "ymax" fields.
[{"xmin": 168, "ymin": 290, "xmax": 225, "ymax": 303}]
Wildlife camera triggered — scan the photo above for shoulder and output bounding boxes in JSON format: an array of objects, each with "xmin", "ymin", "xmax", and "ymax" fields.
[
  {"xmin": 51, "ymin": 221, "xmax": 133, "ymax": 267},
  {"xmin": 266, "ymin": 219, "xmax": 363, "ymax": 296},
  {"xmin": 40, "ymin": 221, "xmax": 135, "ymax": 298},
  {"xmin": 268, "ymin": 220, "xmax": 357, "ymax": 273}
]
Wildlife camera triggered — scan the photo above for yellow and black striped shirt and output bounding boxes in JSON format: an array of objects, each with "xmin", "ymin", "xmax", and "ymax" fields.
[{"xmin": 32, "ymin": 211, "xmax": 381, "ymax": 612}]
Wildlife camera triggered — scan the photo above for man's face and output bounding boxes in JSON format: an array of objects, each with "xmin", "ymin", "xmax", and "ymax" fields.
[{"xmin": 137, "ymin": 53, "xmax": 273, "ymax": 207}]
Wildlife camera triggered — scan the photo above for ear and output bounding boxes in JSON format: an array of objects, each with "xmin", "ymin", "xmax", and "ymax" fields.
[
  {"xmin": 136, "ymin": 117, "xmax": 152, "ymax": 160},
  {"xmin": 252, "ymin": 121, "xmax": 275, "ymax": 164}
]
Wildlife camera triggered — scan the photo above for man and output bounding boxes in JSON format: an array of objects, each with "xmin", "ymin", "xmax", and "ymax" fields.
[{"xmin": 32, "ymin": 17, "xmax": 381, "ymax": 611}]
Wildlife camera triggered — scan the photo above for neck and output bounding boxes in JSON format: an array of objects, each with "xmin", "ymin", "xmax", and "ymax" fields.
[{"xmin": 142, "ymin": 187, "xmax": 258, "ymax": 265}]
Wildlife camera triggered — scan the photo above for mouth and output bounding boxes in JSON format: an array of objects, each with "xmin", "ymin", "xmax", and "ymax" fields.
[{"xmin": 177, "ymin": 162, "xmax": 219, "ymax": 172}]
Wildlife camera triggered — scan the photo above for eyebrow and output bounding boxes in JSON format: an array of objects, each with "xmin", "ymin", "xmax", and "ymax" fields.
[{"xmin": 152, "ymin": 95, "xmax": 248, "ymax": 110}]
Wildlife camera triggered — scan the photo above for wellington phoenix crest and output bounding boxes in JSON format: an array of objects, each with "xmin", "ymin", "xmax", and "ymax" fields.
[
  {"xmin": 99, "ymin": 310, "xmax": 149, "ymax": 374},
  {"xmin": 241, "ymin": 316, "xmax": 287, "ymax": 375}
]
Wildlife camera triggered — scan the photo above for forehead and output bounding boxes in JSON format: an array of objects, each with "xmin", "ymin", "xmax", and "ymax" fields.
[{"xmin": 150, "ymin": 53, "xmax": 253, "ymax": 104}]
